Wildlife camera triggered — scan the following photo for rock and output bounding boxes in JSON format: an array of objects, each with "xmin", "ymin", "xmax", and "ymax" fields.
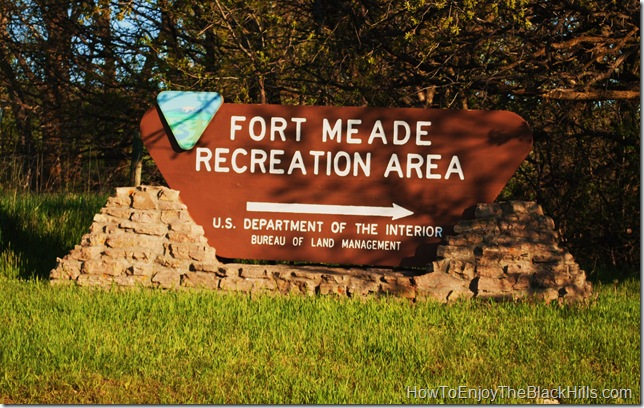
[
  {"xmin": 219, "ymin": 277, "xmax": 276, "ymax": 293},
  {"xmin": 81, "ymin": 259, "xmax": 128, "ymax": 276},
  {"xmin": 346, "ymin": 277, "xmax": 381, "ymax": 297},
  {"xmin": 113, "ymin": 274, "xmax": 153, "ymax": 287},
  {"xmin": 239, "ymin": 267, "xmax": 269, "ymax": 279},
  {"xmin": 131, "ymin": 189, "xmax": 157, "ymax": 210},
  {"xmin": 318, "ymin": 282, "xmax": 347, "ymax": 296},
  {"xmin": 380, "ymin": 276, "xmax": 416, "ymax": 299},
  {"xmin": 130, "ymin": 264, "xmax": 155, "ymax": 276},
  {"xmin": 50, "ymin": 191, "xmax": 590, "ymax": 304},
  {"xmin": 436, "ymin": 245, "xmax": 475, "ymax": 261},
  {"xmin": 475, "ymin": 264, "xmax": 505, "ymax": 278},
  {"xmin": 414, "ymin": 272, "xmax": 470, "ymax": 303},
  {"xmin": 433, "ymin": 201, "xmax": 591, "ymax": 302},
  {"xmin": 181, "ymin": 272, "xmax": 220, "ymax": 289},
  {"xmin": 152, "ymin": 269, "xmax": 181, "ymax": 289},
  {"xmin": 50, "ymin": 186, "xmax": 223, "ymax": 290},
  {"xmin": 473, "ymin": 203, "xmax": 502, "ymax": 218},
  {"xmin": 128, "ymin": 210, "xmax": 158, "ymax": 223},
  {"xmin": 157, "ymin": 188, "xmax": 180, "ymax": 202},
  {"xmin": 477, "ymin": 276, "xmax": 514, "ymax": 296},
  {"xmin": 191, "ymin": 263, "xmax": 227, "ymax": 276}
]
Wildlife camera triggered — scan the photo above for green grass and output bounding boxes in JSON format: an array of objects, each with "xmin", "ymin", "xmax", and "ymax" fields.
[
  {"xmin": 0, "ymin": 191, "xmax": 108, "ymax": 280},
  {"xmin": 0, "ymin": 191, "xmax": 640, "ymax": 404}
]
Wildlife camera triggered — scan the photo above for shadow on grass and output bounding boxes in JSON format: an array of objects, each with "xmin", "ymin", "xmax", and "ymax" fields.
[
  {"xmin": 584, "ymin": 264, "xmax": 640, "ymax": 286},
  {"xmin": 0, "ymin": 193, "xmax": 106, "ymax": 281},
  {"xmin": 0, "ymin": 210, "xmax": 64, "ymax": 280}
]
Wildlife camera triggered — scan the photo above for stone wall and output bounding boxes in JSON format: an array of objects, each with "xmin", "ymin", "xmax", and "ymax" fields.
[
  {"xmin": 50, "ymin": 186, "xmax": 221, "ymax": 289},
  {"xmin": 49, "ymin": 186, "xmax": 419, "ymax": 298},
  {"xmin": 50, "ymin": 186, "xmax": 591, "ymax": 303},
  {"xmin": 415, "ymin": 202, "xmax": 592, "ymax": 303}
]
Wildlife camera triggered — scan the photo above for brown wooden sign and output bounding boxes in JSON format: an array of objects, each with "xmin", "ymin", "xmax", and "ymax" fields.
[{"xmin": 141, "ymin": 92, "xmax": 532, "ymax": 267}]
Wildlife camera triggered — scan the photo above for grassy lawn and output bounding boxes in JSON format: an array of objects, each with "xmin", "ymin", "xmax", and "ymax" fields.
[{"xmin": 0, "ymin": 191, "xmax": 640, "ymax": 404}]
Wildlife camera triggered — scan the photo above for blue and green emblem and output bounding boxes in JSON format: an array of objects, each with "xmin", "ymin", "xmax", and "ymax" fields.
[{"xmin": 156, "ymin": 91, "xmax": 223, "ymax": 150}]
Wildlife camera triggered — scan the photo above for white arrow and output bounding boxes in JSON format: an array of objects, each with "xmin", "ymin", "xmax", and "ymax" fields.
[{"xmin": 246, "ymin": 202, "xmax": 414, "ymax": 220}]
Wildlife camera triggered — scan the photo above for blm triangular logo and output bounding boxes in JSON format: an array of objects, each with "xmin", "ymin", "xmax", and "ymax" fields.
[{"xmin": 156, "ymin": 91, "xmax": 223, "ymax": 150}]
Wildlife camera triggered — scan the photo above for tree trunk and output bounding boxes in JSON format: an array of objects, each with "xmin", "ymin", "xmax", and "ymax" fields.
[{"xmin": 130, "ymin": 131, "xmax": 143, "ymax": 187}]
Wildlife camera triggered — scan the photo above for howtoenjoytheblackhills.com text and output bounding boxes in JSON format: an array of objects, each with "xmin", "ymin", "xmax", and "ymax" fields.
[{"xmin": 405, "ymin": 385, "xmax": 633, "ymax": 403}]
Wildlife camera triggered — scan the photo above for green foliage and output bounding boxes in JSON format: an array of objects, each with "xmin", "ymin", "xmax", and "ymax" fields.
[{"xmin": 503, "ymin": 99, "xmax": 640, "ymax": 271}]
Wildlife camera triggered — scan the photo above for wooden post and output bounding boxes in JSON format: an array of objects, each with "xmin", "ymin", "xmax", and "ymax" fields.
[{"xmin": 130, "ymin": 131, "xmax": 143, "ymax": 186}]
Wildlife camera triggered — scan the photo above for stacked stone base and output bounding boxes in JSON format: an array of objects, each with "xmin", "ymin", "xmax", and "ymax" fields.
[
  {"xmin": 415, "ymin": 201, "xmax": 592, "ymax": 303},
  {"xmin": 50, "ymin": 186, "xmax": 220, "ymax": 289},
  {"xmin": 49, "ymin": 186, "xmax": 419, "ymax": 298},
  {"xmin": 50, "ymin": 186, "xmax": 591, "ymax": 303}
]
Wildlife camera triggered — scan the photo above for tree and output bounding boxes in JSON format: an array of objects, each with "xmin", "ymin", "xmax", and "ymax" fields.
[{"xmin": 0, "ymin": 0, "xmax": 638, "ymax": 271}]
